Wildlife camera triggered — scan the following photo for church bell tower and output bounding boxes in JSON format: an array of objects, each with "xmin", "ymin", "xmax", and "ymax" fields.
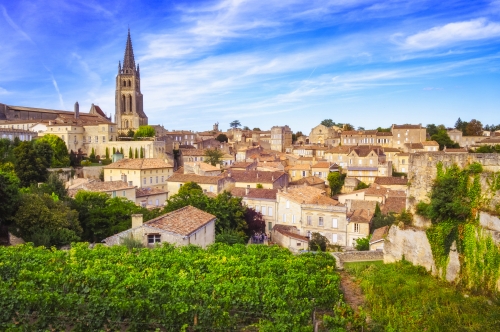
[{"xmin": 115, "ymin": 29, "xmax": 147, "ymax": 133}]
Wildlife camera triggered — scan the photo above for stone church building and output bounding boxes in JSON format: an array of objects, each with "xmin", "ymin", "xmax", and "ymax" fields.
[{"xmin": 115, "ymin": 29, "xmax": 148, "ymax": 133}]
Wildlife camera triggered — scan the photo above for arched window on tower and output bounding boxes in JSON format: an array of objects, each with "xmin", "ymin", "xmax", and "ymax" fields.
[
  {"xmin": 128, "ymin": 80, "xmax": 131, "ymax": 87},
  {"xmin": 125, "ymin": 120, "xmax": 128, "ymax": 128},
  {"xmin": 129, "ymin": 95, "xmax": 133, "ymax": 113},
  {"xmin": 122, "ymin": 95, "xmax": 126, "ymax": 112},
  {"xmin": 123, "ymin": 80, "xmax": 126, "ymax": 87}
]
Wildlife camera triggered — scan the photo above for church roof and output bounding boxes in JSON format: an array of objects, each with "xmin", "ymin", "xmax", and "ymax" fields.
[{"xmin": 122, "ymin": 29, "xmax": 136, "ymax": 70}]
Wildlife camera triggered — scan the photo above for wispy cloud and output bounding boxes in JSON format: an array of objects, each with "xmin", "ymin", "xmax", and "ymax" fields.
[
  {"xmin": 50, "ymin": 75, "xmax": 65, "ymax": 110},
  {"xmin": 399, "ymin": 18, "xmax": 500, "ymax": 50},
  {"xmin": 1, "ymin": 5, "xmax": 35, "ymax": 44},
  {"xmin": 0, "ymin": 87, "xmax": 9, "ymax": 95}
]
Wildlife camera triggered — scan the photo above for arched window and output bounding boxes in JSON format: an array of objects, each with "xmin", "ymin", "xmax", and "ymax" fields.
[
  {"xmin": 129, "ymin": 95, "xmax": 133, "ymax": 112},
  {"xmin": 122, "ymin": 95, "xmax": 126, "ymax": 112},
  {"xmin": 128, "ymin": 80, "xmax": 131, "ymax": 87}
]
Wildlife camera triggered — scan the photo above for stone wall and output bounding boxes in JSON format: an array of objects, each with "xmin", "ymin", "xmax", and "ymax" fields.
[
  {"xmin": 408, "ymin": 153, "xmax": 500, "ymax": 204},
  {"xmin": 82, "ymin": 166, "xmax": 104, "ymax": 179},
  {"xmin": 332, "ymin": 250, "xmax": 384, "ymax": 269}
]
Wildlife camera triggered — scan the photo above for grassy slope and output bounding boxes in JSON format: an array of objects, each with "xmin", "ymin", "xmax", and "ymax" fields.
[{"xmin": 344, "ymin": 261, "xmax": 500, "ymax": 332}]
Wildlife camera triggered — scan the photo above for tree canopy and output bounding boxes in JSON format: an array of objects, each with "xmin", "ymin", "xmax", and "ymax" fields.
[
  {"xmin": 36, "ymin": 134, "xmax": 70, "ymax": 167},
  {"xmin": 229, "ymin": 120, "xmax": 241, "ymax": 129},
  {"xmin": 327, "ymin": 172, "xmax": 345, "ymax": 196},
  {"xmin": 215, "ymin": 133, "xmax": 228, "ymax": 143},
  {"xmin": 134, "ymin": 125, "xmax": 155, "ymax": 138},
  {"xmin": 0, "ymin": 170, "xmax": 20, "ymax": 226},
  {"xmin": 13, "ymin": 141, "xmax": 52, "ymax": 187},
  {"xmin": 321, "ymin": 119, "xmax": 335, "ymax": 127},
  {"xmin": 204, "ymin": 149, "xmax": 224, "ymax": 166},
  {"xmin": 465, "ymin": 119, "xmax": 483, "ymax": 136},
  {"xmin": 431, "ymin": 129, "xmax": 460, "ymax": 150}
]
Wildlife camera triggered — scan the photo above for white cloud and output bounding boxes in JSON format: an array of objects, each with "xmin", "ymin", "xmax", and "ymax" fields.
[
  {"xmin": 1, "ymin": 5, "xmax": 35, "ymax": 44},
  {"xmin": 400, "ymin": 18, "xmax": 500, "ymax": 50},
  {"xmin": 0, "ymin": 87, "xmax": 9, "ymax": 95}
]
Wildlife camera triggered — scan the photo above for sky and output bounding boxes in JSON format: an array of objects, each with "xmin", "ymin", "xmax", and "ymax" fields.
[{"xmin": 0, "ymin": 0, "xmax": 499, "ymax": 133}]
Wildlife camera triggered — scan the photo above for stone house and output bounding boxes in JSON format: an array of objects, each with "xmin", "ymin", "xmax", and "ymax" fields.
[
  {"xmin": 103, "ymin": 158, "xmax": 174, "ymax": 191},
  {"xmin": 311, "ymin": 161, "xmax": 338, "ymax": 183},
  {"xmin": 373, "ymin": 176, "xmax": 408, "ymax": 191},
  {"xmin": 276, "ymin": 186, "xmax": 349, "ymax": 246},
  {"xmin": 102, "ymin": 206, "xmax": 216, "ymax": 248},
  {"xmin": 228, "ymin": 170, "xmax": 288, "ymax": 189},
  {"xmin": 68, "ymin": 180, "xmax": 136, "ymax": 202},
  {"xmin": 184, "ymin": 162, "xmax": 222, "ymax": 176},
  {"xmin": 272, "ymin": 225, "xmax": 309, "ymax": 253},
  {"xmin": 421, "ymin": 141, "xmax": 439, "ymax": 152},
  {"xmin": 289, "ymin": 176, "xmax": 326, "ymax": 189},
  {"xmin": 341, "ymin": 130, "xmax": 379, "ymax": 146},
  {"xmin": 345, "ymin": 147, "xmax": 392, "ymax": 183},
  {"xmin": 236, "ymin": 146, "xmax": 262, "ymax": 162},
  {"xmin": 180, "ymin": 149, "xmax": 207, "ymax": 165},
  {"xmin": 308, "ymin": 124, "xmax": 342, "ymax": 146},
  {"xmin": 324, "ymin": 146, "xmax": 352, "ymax": 168},
  {"xmin": 0, "ymin": 128, "xmax": 37, "ymax": 141},
  {"xmin": 256, "ymin": 161, "xmax": 285, "ymax": 172},
  {"xmin": 391, "ymin": 124, "xmax": 427, "ymax": 150},
  {"xmin": 403, "ymin": 143, "xmax": 425, "ymax": 153},
  {"xmin": 393, "ymin": 153, "xmax": 410, "ymax": 173},
  {"xmin": 135, "ymin": 187, "xmax": 168, "ymax": 208},
  {"xmin": 369, "ymin": 225, "xmax": 389, "ymax": 251},
  {"xmin": 230, "ymin": 187, "xmax": 278, "ymax": 233},
  {"xmin": 289, "ymin": 164, "xmax": 311, "ymax": 182},
  {"xmin": 166, "ymin": 173, "xmax": 235, "ymax": 196},
  {"xmin": 230, "ymin": 161, "xmax": 257, "ymax": 171},
  {"xmin": 270, "ymin": 126, "xmax": 292, "ymax": 152},
  {"xmin": 346, "ymin": 209, "xmax": 373, "ymax": 247},
  {"xmin": 292, "ymin": 145, "xmax": 328, "ymax": 158}
]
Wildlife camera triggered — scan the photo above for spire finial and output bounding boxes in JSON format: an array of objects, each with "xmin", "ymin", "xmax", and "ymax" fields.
[{"xmin": 122, "ymin": 29, "xmax": 136, "ymax": 71}]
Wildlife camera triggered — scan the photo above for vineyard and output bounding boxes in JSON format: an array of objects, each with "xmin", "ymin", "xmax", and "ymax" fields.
[{"xmin": 0, "ymin": 243, "xmax": 354, "ymax": 331}]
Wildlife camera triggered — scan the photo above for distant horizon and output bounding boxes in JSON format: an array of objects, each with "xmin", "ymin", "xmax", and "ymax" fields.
[{"xmin": 1, "ymin": 0, "xmax": 499, "ymax": 133}]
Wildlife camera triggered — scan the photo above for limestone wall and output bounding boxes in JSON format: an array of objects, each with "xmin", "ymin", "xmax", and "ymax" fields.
[
  {"xmin": 331, "ymin": 251, "xmax": 384, "ymax": 269},
  {"xmin": 408, "ymin": 153, "xmax": 500, "ymax": 204}
]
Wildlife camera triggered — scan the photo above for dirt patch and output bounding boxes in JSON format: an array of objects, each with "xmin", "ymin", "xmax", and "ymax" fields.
[{"xmin": 339, "ymin": 271, "xmax": 365, "ymax": 312}]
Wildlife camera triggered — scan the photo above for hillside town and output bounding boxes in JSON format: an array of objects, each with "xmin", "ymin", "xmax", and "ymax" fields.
[{"xmin": 2, "ymin": 18, "xmax": 500, "ymax": 330}]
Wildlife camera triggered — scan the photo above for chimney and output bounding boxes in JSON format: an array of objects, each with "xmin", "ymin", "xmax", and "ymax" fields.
[
  {"xmin": 131, "ymin": 214, "xmax": 143, "ymax": 228},
  {"xmin": 246, "ymin": 185, "xmax": 249, "ymax": 195},
  {"xmin": 272, "ymin": 175, "xmax": 274, "ymax": 181},
  {"xmin": 256, "ymin": 172, "xmax": 259, "ymax": 178},
  {"xmin": 74, "ymin": 102, "xmax": 79, "ymax": 119}
]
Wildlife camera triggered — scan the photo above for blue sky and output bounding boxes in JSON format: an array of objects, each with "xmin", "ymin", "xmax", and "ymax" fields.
[{"xmin": 1, "ymin": 0, "xmax": 499, "ymax": 133}]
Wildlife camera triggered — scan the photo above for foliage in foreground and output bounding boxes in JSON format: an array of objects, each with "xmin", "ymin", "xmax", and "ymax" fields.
[
  {"xmin": 344, "ymin": 261, "xmax": 500, "ymax": 331},
  {"xmin": 0, "ymin": 243, "xmax": 353, "ymax": 331}
]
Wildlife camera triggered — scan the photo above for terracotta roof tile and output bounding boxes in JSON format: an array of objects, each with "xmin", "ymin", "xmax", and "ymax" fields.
[
  {"xmin": 373, "ymin": 177, "xmax": 408, "ymax": 186},
  {"xmin": 145, "ymin": 206, "xmax": 216, "ymax": 236},
  {"xmin": 290, "ymin": 164, "xmax": 311, "ymax": 170},
  {"xmin": 405, "ymin": 143, "xmax": 424, "ymax": 149},
  {"xmin": 421, "ymin": 141, "xmax": 439, "ymax": 146},
  {"xmin": 392, "ymin": 124, "xmax": 422, "ymax": 129},
  {"xmin": 167, "ymin": 173, "xmax": 225, "ymax": 184},
  {"xmin": 136, "ymin": 187, "xmax": 168, "ymax": 197},
  {"xmin": 228, "ymin": 170, "xmax": 286, "ymax": 184},
  {"xmin": 370, "ymin": 226, "xmax": 389, "ymax": 243},
  {"xmin": 273, "ymin": 225, "xmax": 309, "ymax": 241},
  {"xmin": 381, "ymin": 197, "xmax": 406, "ymax": 214},
  {"xmin": 104, "ymin": 158, "xmax": 173, "ymax": 170},
  {"xmin": 289, "ymin": 176, "xmax": 325, "ymax": 186},
  {"xmin": 181, "ymin": 149, "xmax": 206, "ymax": 156},
  {"xmin": 347, "ymin": 209, "xmax": 373, "ymax": 223},
  {"xmin": 280, "ymin": 186, "xmax": 340, "ymax": 205},
  {"xmin": 230, "ymin": 187, "xmax": 278, "ymax": 200},
  {"xmin": 184, "ymin": 162, "xmax": 221, "ymax": 172}
]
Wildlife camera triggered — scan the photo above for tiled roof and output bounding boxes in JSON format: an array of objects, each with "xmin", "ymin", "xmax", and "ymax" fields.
[
  {"xmin": 76, "ymin": 180, "xmax": 134, "ymax": 192},
  {"xmin": 104, "ymin": 158, "xmax": 173, "ymax": 170},
  {"xmin": 230, "ymin": 187, "xmax": 278, "ymax": 200},
  {"xmin": 325, "ymin": 146, "xmax": 352, "ymax": 154},
  {"xmin": 181, "ymin": 149, "xmax": 206, "ymax": 156},
  {"xmin": 257, "ymin": 162, "xmax": 283, "ymax": 168},
  {"xmin": 381, "ymin": 197, "xmax": 406, "ymax": 214},
  {"xmin": 421, "ymin": 141, "xmax": 439, "ymax": 146},
  {"xmin": 396, "ymin": 152, "xmax": 410, "ymax": 156},
  {"xmin": 280, "ymin": 186, "xmax": 340, "ymax": 205},
  {"xmin": 370, "ymin": 226, "xmax": 389, "ymax": 244},
  {"xmin": 347, "ymin": 166, "xmax": 378, "ymax": 171},
  {"xmin": 347, "ymin": 209, "xmax": 373, "ymax": 223},
  {"xmin": 167, "ymin": 173, "xmax": 224, "ymax": 184},
  {"xmin": 136, "ymin": 187, "xmax": 168, "ymax": 197},
  {"xmin": 376, "ymin": 132, "xmax": 393, "ymax": 136},
  {"xmin": 231, "ymin": 162, "xmax": 254, "ymax": 168},
  {"xmin": 374, "ymin": 177, "xmax": 408, "ymax": 186},
  {"xmin": 290, "ymin": 164, "xmax": 311, "ymax": 170},
  {"xmin": 228, "ymin": 170, "xmax": 286, "ymax": 183},
  {"xmin": 145, "ymin": 206, "xmax": 216, "ymax": 236},
  {"xmin": 382, "ymin": 147, "xmax": 400, "ymax": 152},
  {"xmin": 289, "ymin": 176, "xmax": 325, "ymax": 186},
  {"xmin": 298, "ymin": 157, "xmax": 314, "ymax": 161},
  {"xmin": 392, "ymin": 124, "xmax": 422, "ymax": 129},
  {"xmin": 273, "ymin": 224, "xmax": 309, "ymax": 242},
  {"xmin": 184, "ymin": 162, "xmax": 221, "ymax": 172},
  {"xmin": 479, "ymin": 138, "xmax": 500, "ymax": 143},
  {"xmin": 312, "ymin": 162, "xmax": 336, "ymax": 169},
  {"xmin": 444, "ymin": 148, "xmax": 468, "ymax": 153}
]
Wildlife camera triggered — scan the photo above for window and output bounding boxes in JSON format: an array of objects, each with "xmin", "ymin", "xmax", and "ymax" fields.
[
  {"xmin": 150, "ymin": 177, "xmax": 153, "ymax": 184},
  {"xmin": 95, "ymin": 136, "xmax": 98, "ymax": 143},
  {"xmin": 358, "ymin": 160, "xmax": 362, "ymax": 165},
  {"xmin": 122, "ymin": 191, "xmax": 125, "ymax": 196},
  {"xmin": 143, "ymin": 178, "xmax": 146, "ymax": 185},
  {"xmin": 261, "ymin": 206, "xmax": 267, "ymax": 215},
  {"xmin": 369, "ymin": 159, "xmax": 373, "ymax": 165},
  {"xmin": 307, "ymin": 215, "xmax": 312, "ymax": 225},
  {"xmin": 292, "ymin": 171, "xmax": 296, "ymax": 177},
  {"xmin": 318, "ymin": 217, "xmax": 324, "ymax": 226},
  {"xmin": 292, "ymin": 215, "xmax": 295, "ymax": 223},
  {"xmin": 110, "ymin": 176, "xmax": 113, "ymax": 181},
  {"xmin": 306, "ymin": 231, "xmax": 311, "ymax": 238},
  {"xmin": 354, "ymin": 223, "xmax": 360, "ymax": 232},
  {"xmin": 128, "ymin": 181, "xmax": 133, "ymax": 186},
  {"xmin": 286, "ymin": 200, "xmax": 290, "ymax": 209},
  {"xmin": 255, "ymin": 206, "xmax": 260, "ymax": 212},
  {"xmin": 148, "ymin": 234, "xmax": 161, "ymax": 244},
  {"xmin": 332, "ymin": 233, "xmax": 338, "ymax": 243},
  {"xmin": 156, "ymin": 199, "xmax": 159, "ymax": 206},
  {"xmin": 103, "ymin": 136, "xmax": 106, "ymax": 143},
  {"xmin": 179, "ymin": 184, "xmax": 182, "ymax": 188},
  {"xmin": 112, "ymin": 191, "xmax": 116, "ymax": 198},
  {"xmin": 161, "ymin": 176, "xmax": 164, "ymax": 183},
  {"xmin": 402, "ymin": 167, "xmax": 406, "ymax": 172},
  {"xmin": 283, "ymin": 214, "xmax": 286, "ymax": 222},
  {"xmin": 402, "ymin": 159, "xmax": 405, "ymax": 164},
  {"xmin": 268, "ymin": 222, "xmax": 273, "ymax": 231},
  {"xmin": 156, "ymin": 176, "xmax": 158, "ymax": 183},
  {"xmin": 332, "ymin": 218, "xmax": 338, "ymax": 228},
  {"xmin": 268, "ymin": 207, "xmax": 273, "ymax": 216}
]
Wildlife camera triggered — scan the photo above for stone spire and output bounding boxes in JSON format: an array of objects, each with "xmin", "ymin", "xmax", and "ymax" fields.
[
  {"xmin": 136, "ymin": 63, "xmax": 140, "ymax": 77},
  {"xmin": 122, "ymin": 29, "xmax": 136, "ymax": 71},
  {"xmin": 118, "ymin": 60, "xmax": 121, "ymax": 73}
]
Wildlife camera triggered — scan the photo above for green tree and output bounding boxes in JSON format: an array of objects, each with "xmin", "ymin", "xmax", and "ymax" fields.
[
  {"xmin": 129, "ymin": 147, "xmax": 133, "ymax": 159},
  {"xmin": 0, "ymin": 138, "xmax": 17, "ymax": 164},
  {"xmin": 355, "ymin": 236, "xmax": 370, "ymax": 251},
  {"xmin": 465, "ymin": 119, "xmax": 483, "ymax": 136},
  {"xmin": 426, "ymin": 124, "xmax": 439, "ymax": 137},
  {"xmin": 105, "ymin": 147, "xmax": 110, "ymax": 159},
  {"xmin": 216, "ymin": 134, "xmax": 228, "ymax": 143},
  {"xmin": 140, "ymin": 147, "xmax": 144, "ymax": 158},
  {"xmin": 112, "ymin": 147, "xmax": 116, "ymax": 154},
  {"xmin": 321, "ymin": 119, "xmax": 335, "ymax": 127},
  {"xmin": 431, "ymin": 129, "xmax": 460, "ymax": 150},
  {"xmin": 36, "ymin": 173, "xmax": 68, "ymax": 200},
  {"xmin": 135, "ymin": 148, "xmax": 138, "ymax": 158},
  {"xmin": 309, "ymin": 232, "xmax": 329, "ymax": 251},
  {"xmin": 252, "ymin": 128, "xmax": 261, "ymax": 131},
  {"xmin": 455, "ymin": 117, "xmax": 463, "ymax": 130},
  {"xmin": 355, "ymin": 181, "xmax": 369, "ymax": 190},
  {"xmin": 229, "ymin": 120, "xmax": 241, "ymax": 129},
  {"xmin": 372, "ymin": 202, "xmax": 396, "ymax": 229},
  {"xmin": 13, "ymin": 193, "xmax": 81, "ymax": 247},
  {"xmin": 242, "ymin": 126, "xmax": 250, "ymax": 130},
  {"xmin": 343, "ymin": 123, "xmax": 354, "ymax": 131},
  {"xmin": 0, "ymin": 170, "xmax": 20, "ymax": 226},
  {"xmin": 376, "ymin": 127, "xmax": 391, "ymax": 132},
  {"xmin": 36, "ymin": 134, "xmax": 70, "ymax": 167},
  {"xmin": 13, "ymin": 141, "xmax": 52, "ymax": 187},
  {"xmin": 204, "ymin": 149, "xmax": 224, "ymax": 166},
  {"xmin": 215, "ymin": 229, "xmax": 247, "ymax": 245},
  {"xmin": 120, "ymin": 147, "xmax": 124, "ymax": 154},
  {"xmin": 89, "ymin": 147, "xmax": 96, "ymax": 162},
  {"xmin": 163, "ymin": 182, "xmax": 210, "ymax": 214},
  {"xmin": 127, "ymin": 129, "xmax": 135, "ymax": 138},
  {"xmin": 327, "ymin": 172, "xmax": 345, "ymax": 196},
  {"xmin": 134, "ymin": 125, "xmax": 155, "ymax": 138}
]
